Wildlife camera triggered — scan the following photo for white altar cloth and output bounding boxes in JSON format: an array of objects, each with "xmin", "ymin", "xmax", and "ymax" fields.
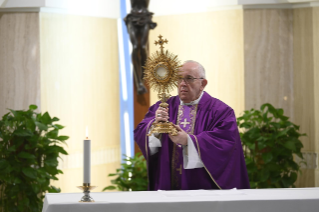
[{"xmin": 42, "ymin": 187, "xmax": 319, "ymax": 212}]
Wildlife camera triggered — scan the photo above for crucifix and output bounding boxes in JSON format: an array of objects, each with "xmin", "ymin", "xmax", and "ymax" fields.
[
  {"xmin": 180, "ymin": 118, "xmax": 190, "ymax": 128},
  {"xmin": 176, "ymin": 164, "xmax": 182, "ymax": 175}
]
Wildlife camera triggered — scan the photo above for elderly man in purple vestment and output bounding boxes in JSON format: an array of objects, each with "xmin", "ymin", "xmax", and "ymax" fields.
[{"xmin": 134, "ymin": 60, "xmax": 250, "ymax": 190}]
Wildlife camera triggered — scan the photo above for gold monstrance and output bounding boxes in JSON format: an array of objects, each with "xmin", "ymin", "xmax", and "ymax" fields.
[{"xmin": 144, "ymin": 35, "xmax": 182, "ymax": 136}]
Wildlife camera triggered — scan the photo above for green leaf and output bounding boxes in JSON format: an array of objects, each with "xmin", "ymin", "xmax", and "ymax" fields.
[
  {"xmin": 47, "ymin": 129, "xmax": 59, "ymax": 139},
  {"xmin": 52, "ymin": 117, "xmax": 60, "ymax": 122},
  {"xmin": 262, "ymin": 111, "xmax": 269, "ymax": 122},
  {"xmin": 7, "ymin": 145, "xmax": 17, "ymax": 152},
  {"xmin": 262, "ymin": 152, "xmax": 273, "ymax": 164},
  {"xmin": 13, "ymin": 178, "xmax": 22, "ymax": 184},
  {"xmin": 257, "ymin": 141, "xmax": 267, "ymax": 150},
  {"xmin": 295, "ymin": 152, "xmax": 303, "ymax": 159},
  {"xmin": 283, "ymin": 140, "xmax": 296, "ymax": 151},
  {"xmin": 29, "ymin": 105, "xmax": 38, "ymax": 110},
  {"xmin": 0, "ymin": 159, "xmax": 8, "ymax": 169},
  {"xmin": 20, "ymin": 197, "xmax": 30, "ymax": 207},
  {"xmin": 240, "ymin": 122, "xmax": 252, "ymax": 129},
  {"xmin": 44, "ymin": 158, "xmax": 58, "ymax": 167},
  {"xmin": 249, "ymin": 181, "xmax": 257, "ymax": 188},
  {"xmin": 35, "ymin": 121, "xmax": 48, "ymax": 131},
  {"xmin": 47, "ymin": 185, "xmax": 61, "ymax": 193},
  {"xmin": 270, "ymin": 175, "xmax": 281, "ymax": 184},
  {"xmin": 17, "ymin": 152, "xmax": 36, "ymax": 159},
  {"xmin": 53, "ymin": 124, "xmax": 64, "ymax": 130},
  {"xmin": 41, "ymin": 112, "xmax": 52, "ymax": 125},
  {"xmin": 57, "ymin": 136, "xmax": 69, "ymax": 141},
  {"xmin": 52, "ymin": 145, "xmax": 68, "ymax": 155},
  {"xmin": 22, "ymin": 167, "xmax": 37, "ymax": 179},
  {"xmin": 281, "ymin": 176, "xmax": 291, "ymax": 188},
  {"xmin": 277, "ymin": 128, "xmax": 289, "ymax": 138},
  {"xmin": 277, "ymin": 108, "xmax": 284, "ymax": 116},
  {"xmin": 260, "ymin": 169, "xmax": 270, "ymax": 182},
  {"xmin": 36, "ymin": 113, "xmax": 42, "ymax": 121},
  {"xmin": 290, "ymin": 172, "xmax": 298, "ymax": 183},
  {"xmin": 103, "ymin": 185, "xmax": 117, "ymax": 191},
  {"xmin": 281, "ymin": 116, "xmax": 289, "ymax": 122},
  {"xmin": 14, "ymin": 129, "xmax": 33, "ymax": 136},
  {"xmin": 9, "ymin": 109, "xmax": 19, "ymax": 117},
  {"xmin": 26, "ymin": 119, "xmax": 36, "ymax": 132}
]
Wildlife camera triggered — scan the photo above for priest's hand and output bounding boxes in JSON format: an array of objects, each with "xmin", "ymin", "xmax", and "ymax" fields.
[
  {"xmin": 169, "ymin": 125, "xmax": 188, "ymax": 146},
  {"xmin": 154, "ymin": 106, "xmax": 169, "ymax": 123}
]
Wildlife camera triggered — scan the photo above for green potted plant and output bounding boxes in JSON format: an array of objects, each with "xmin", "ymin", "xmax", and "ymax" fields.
[
  {"xmin": 237, "ymin": 103, "xmax": 305, "ymax": 188},
  {"xmin": 103, "ymin": 152, "xmax": 148, "ymax": 191},
  {"xmin": 0, "ymin": 105, "xmax": 68, "ymax": 212}
]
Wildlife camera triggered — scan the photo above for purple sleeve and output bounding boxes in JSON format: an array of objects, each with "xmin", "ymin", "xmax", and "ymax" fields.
[
  {"xmin": 189, "ymin": 109, "xmax": 250, "ymax": 189},
  {"xmin": 134, "ymin": 102, "xmax": 160, "ymax": 159}
]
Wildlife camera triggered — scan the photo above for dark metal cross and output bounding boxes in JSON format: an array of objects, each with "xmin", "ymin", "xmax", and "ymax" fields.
[{"xmin": 154, "ymin": 35, "xmax": 168, "ymax": 53}]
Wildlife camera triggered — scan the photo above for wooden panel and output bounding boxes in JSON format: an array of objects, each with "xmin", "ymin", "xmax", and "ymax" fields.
[
  {"xmin": 312, "ymin": 7, "xmax": 319, "ymax": 187},
  {"xmin": 149, "ymin": 10, "xmax": 245, "ymax": 116},
  {"xmin": 244, "ymin": 9, "xmax": 294, "ymax": 119},
  {"xmin": 313, "ymin": 7, "xmax": 319, "ymax": 153},
  {"xmin": 40, "ymin": 13, "xmax": 120, "ymax": 192},
  {"xmin": 0, "ymin": 13, "xmax": 40, "ymax": 116},
  {"xmin": 293, "ymin": 7, "xmax": 315, "ymax": 187},
  {"xmin": 293, "ymin": 8, "xmax": 315, "ymax": 153}
]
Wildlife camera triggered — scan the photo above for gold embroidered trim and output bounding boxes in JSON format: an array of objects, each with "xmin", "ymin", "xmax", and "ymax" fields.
[
  {"xmin": 193, "ymin": 135, "xmax": 222, "ymax": 190},
  {"xmin": 190, "ymin": 105, "xmax": 198, "ymax": 135},
  {"xmin": 176, "ymin": 105, "xmax": 183, "ymax": 128},
  {"xmin": 177, "ymin": 104, "xmax": 198, "ymax": 135}
]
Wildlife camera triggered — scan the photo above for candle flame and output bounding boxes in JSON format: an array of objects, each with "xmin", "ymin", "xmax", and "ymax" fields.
[{"xmin": 86, "ymin": 126, "xmax": 89, "ymax": 139}]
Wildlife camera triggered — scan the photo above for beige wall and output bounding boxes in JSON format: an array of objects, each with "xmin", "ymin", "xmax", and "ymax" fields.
[
  {"xmin": 0, "ymin": 13, "xmax": 41, "ymax": 115},
  {"xmin": 149, "ymin": 10, "xmax": 245, "ymax": 117},
  {"xmin": 0, "ymin": 12, "xmax": 121, "ymax": 193},
  {"xmin": 40, "ymin": 13, "xmax": 120, "ymax": 192}
]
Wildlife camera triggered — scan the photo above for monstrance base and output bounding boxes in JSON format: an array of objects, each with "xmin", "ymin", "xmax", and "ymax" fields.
[{"xmin": 147, "ymin": 121, "xmax": 178, "ymax": 136}]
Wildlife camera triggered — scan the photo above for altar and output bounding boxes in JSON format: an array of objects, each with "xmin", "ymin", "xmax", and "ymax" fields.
[{"xmin": 42, "ymin": 187, "xmax": 319, "ymax": 212}]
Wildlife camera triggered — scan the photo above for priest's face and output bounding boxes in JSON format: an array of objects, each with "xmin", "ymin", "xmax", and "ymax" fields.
[{"xmin": 178, "ymin": 62, "xmax": 207, "ymax": 103}]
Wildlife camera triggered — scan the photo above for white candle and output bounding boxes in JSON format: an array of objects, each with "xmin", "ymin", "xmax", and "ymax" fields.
[{"xmin": 83, "ymin": 127, "xmax": 91, "ymax": 184}]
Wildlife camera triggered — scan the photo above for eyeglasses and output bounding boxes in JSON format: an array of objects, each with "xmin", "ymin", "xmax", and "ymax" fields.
[{"xmin": 178, "ymin": 77, "xmax": 204, "ymax": 84}]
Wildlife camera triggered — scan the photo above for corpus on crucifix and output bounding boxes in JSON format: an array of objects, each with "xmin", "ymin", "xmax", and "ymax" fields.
[{"xmin": 124, "ymin": 0, "xmax": 157, "ymax": 95}]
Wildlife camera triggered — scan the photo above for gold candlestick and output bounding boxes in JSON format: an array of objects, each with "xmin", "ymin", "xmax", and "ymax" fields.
[{"xmin": 77, "ymin": 183, "xmax": 97, "ymax": 202}]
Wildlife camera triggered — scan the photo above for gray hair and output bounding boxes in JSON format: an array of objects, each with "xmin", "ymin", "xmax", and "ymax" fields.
[{"xmin": 184, "ymin": 60, "xmax": 206, "ymax": 79}]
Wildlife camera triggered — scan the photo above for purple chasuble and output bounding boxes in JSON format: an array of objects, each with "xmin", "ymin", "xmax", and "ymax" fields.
[{"xmin": 134, "ymin": 92, "xmax": 250, "ymax": 190}]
